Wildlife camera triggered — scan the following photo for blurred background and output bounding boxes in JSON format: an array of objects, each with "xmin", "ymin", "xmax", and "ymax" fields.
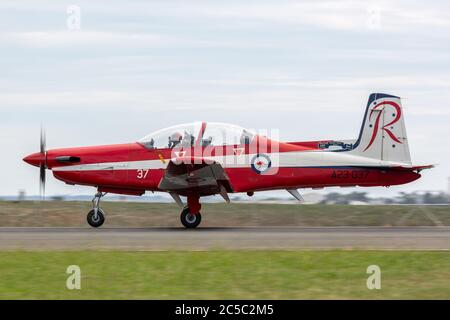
[
  {"xmin": 0, "ymin": 2, "xmax": 449, "ymax": 300},
  {"xmin": 0, "ymin": 0, "xmax": 449, "ymax": 200}
]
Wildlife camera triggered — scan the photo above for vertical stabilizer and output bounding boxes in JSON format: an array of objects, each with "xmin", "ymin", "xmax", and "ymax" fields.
[{"xmin": 351, "ymin": 93, "xmax": 411, "ymax": 164}]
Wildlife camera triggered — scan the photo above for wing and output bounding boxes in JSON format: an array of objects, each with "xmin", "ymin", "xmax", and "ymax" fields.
[{"xmin": 158, "ymin": 156, "xmax": 233, "ymax": 197}]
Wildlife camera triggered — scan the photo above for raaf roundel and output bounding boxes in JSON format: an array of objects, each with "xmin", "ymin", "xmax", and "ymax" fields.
[{"xmin": 23, "ymin": 93, "xmax": 433, "ymax": 228}]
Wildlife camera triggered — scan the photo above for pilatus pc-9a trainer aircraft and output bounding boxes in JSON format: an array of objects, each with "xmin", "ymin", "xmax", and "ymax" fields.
[{"xmin": 24, "ymin": 93, "xmax": 432, "ymax": 228}]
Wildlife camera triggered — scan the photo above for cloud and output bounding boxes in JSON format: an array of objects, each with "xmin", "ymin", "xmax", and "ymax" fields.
[
  {"xmin": 0, "ymin": 0, "xmax": 449, "ymax": 195},
  {"xmin": 2, "ymin": 72, "xmax": 450, "ymax": 115},
  {"xmin": 0, "ymin": 31, "xmax": 165, "ymax": 48},
  {"xmin": 3, "ymin": 0, "xmax": 449, "ymax": 33}
]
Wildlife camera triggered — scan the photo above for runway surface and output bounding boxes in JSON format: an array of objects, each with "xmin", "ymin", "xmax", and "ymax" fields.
[{"xmin": 0, "ymin": 226, "xmax": 449, "ymax": 250}]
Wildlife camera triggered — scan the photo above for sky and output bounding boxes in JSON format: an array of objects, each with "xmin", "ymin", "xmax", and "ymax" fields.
[{"xmin": 1, "ymin": 0, "xmax": 449, "ymax": 197}]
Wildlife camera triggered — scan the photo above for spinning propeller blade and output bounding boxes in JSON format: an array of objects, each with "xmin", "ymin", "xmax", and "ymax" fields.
[
  {"xmin": 40, "ymin": 126, "xmax": 46, "ymax": 154},
  {"xmin": 39, "ymin": 126, "xmax": 46, "ymax": 200}
]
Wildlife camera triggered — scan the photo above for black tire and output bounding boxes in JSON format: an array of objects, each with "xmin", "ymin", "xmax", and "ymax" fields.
[
  {"xmin": 180, "ymin": 207, "xmax": 201, "ymax": 228},
  {"xmin": 87, "ymin": 209, "xmax": 105, "ymax": 228}
]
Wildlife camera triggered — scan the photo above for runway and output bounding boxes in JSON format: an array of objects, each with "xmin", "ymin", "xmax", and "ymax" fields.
[{"xmin": 0, "ymin": 226, "xmax": 449, "ymax": 250}]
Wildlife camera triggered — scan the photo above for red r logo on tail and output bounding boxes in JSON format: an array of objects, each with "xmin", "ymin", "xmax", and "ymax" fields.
[{"xmin": 364, "ymin": 101, "xmax": 403, "ymax": 151}]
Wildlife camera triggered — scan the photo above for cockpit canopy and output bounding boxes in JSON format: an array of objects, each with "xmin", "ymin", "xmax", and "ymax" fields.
[{"xmin": 138, "ymin": 122, "xmax": 255, "ymax": 149}]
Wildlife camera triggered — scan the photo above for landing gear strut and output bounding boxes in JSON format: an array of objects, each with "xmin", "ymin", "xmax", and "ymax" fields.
[
  {"xmin": 87, "ymin": 192, "xmax": 106, "ymax": 228},
  {"xmin": 180, "ymin": 195, "xmax": 202, "ymax": 228}
]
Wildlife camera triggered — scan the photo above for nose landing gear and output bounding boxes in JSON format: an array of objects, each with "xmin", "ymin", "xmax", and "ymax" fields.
[{"xmin": 87, "ymin": 192, "xmax": 106, "ymax": 228}]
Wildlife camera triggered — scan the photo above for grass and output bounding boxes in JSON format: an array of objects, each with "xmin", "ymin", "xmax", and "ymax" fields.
[
  {"xmin": 0, "ymin": 201, "xmax": 448, "ymax": 227},
  {"xmin": 0, "ymin": 250, "xmax": 449, "ymax": 299},
  {"xmin": 1, "ymin": 202, "xmax": 448, "ymax": 299}
]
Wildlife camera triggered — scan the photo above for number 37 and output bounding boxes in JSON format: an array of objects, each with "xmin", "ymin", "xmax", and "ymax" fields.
[{"xmin": 136, "ymin": 169, "xmax": 149, "ymax": 179}]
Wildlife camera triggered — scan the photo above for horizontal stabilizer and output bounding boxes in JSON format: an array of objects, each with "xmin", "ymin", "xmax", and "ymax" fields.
[{"xmin": 389, "ymin": 164, "xmax": 435, "ymax": 172}]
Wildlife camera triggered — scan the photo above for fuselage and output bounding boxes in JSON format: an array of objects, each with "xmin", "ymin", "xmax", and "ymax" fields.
[
  {"xmin": 21, "ymin": 96, "xmax": 430, "ymax": 229},
  {"xmin": 23, "ymin": 137, "xmax": 420, "ymax": 196}
]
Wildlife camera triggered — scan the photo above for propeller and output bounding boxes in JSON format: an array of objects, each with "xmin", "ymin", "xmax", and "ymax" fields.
[{"xmin": 39, "ymin": 126, "xmax": 47, "ymax": 199}]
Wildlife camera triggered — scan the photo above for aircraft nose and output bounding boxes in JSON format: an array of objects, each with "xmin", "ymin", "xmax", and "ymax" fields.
[{"xmin": 23, "ymin": 152, "xmax": 46, "ymax": 167}]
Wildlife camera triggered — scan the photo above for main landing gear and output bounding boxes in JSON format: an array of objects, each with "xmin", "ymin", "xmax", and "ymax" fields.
[
  {"xmin": 180, "ymin": 195, "xmax": 202, "ymax": 228},
  {"xmin": 85, "ymin": 191, "xmax": 203, "ymax": 229},
  {"xmin": 87, "ymin": 192, "xmax": 106, "ymax": 228}
]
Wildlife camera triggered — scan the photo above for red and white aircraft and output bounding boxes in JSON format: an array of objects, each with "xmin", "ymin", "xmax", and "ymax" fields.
[{"xmin": 24, "ymin": 93, "xmax": 432, "ymax": 228}]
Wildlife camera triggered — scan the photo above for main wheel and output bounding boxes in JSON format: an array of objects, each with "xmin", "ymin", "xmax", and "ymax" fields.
[
  {"xmin": 87, "ymin": 209, "xmax": 105, "ymax": 228},
  {"xmin": 180, "ymin": 207, "xmax": 202, "ymax": 228}
]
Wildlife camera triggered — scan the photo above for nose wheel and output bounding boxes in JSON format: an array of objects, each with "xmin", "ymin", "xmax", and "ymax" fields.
[
  {"xmin": 87, "ymin": 208, "xmax": 105, "ymax": 227},
  {"xmin": 180, "ymin": 207, "xmax": 202, "ymax": 228},
  {"xmin": 87, "ymin": 192, "xmax": 106, "ymax": 228}
]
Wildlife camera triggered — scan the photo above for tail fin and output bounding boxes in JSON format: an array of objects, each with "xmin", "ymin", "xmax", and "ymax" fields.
[{"xmin": 351, "ymin": 93, "xmax": 411, "ymax": 164}]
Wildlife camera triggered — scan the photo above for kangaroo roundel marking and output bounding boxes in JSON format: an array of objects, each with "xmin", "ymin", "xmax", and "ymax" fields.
[{"xmin": 251, "ymin": 154, "xmax": 272, "ymax": 174}]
